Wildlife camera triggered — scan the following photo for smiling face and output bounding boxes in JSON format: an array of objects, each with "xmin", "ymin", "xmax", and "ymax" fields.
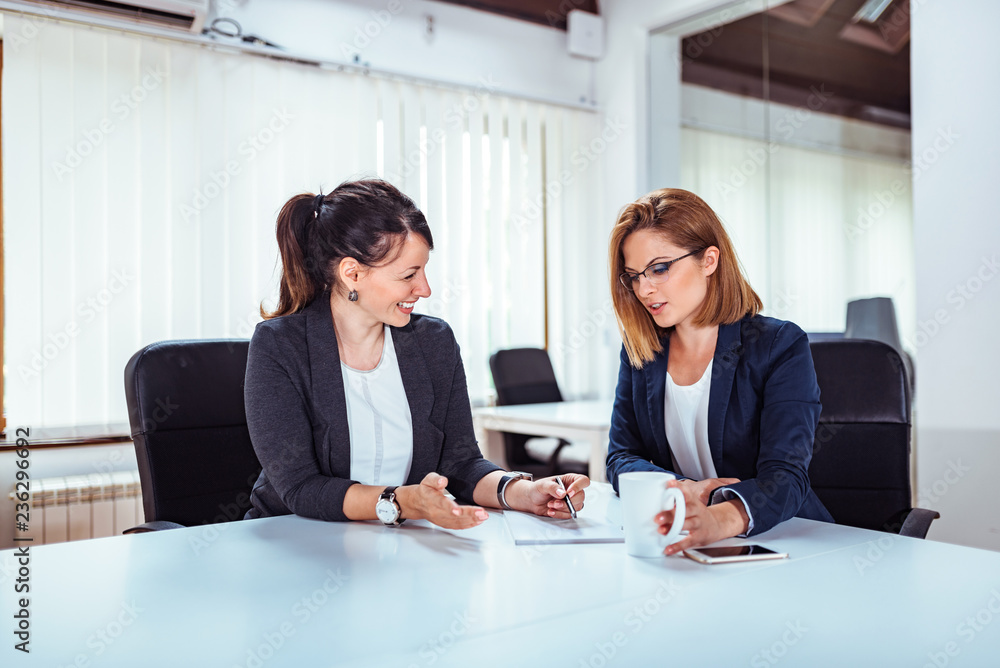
[
  {"xmin": 344, "ymin": 233, "xmax": 432, "ymax": 327},
  {"xmin": 621, "ymin": 228, "xmax": 717, "ymax": 330}
]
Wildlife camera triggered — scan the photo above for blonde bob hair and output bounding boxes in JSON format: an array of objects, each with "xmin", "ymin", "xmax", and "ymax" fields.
[{"xmin": 609, "ymin": 188, "xmax": 761, "ymax": 368}]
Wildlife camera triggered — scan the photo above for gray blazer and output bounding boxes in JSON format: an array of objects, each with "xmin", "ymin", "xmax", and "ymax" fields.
[{"xmin": 244, "ymin": 294, "xmax": 501, "ymax": 521}]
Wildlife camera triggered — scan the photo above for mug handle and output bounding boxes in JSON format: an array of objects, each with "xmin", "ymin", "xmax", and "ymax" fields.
[{"xmin": 660, "ymin": 487, "xmax": 686, "ymax": 546}]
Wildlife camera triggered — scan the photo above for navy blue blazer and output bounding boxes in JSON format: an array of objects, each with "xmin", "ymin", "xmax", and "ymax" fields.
[
  {"xmin": 606, "ymin": 314, "xmax": 833, "ymax": 536},
  {"xmin": 244, "ymin": 295, "xmax": 501, "ymax": 521}
]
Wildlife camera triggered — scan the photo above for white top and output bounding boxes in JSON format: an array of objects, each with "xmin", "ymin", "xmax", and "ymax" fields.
[
  {"xmin": 342, "ymin": 325, "xmax": 413, "ymax": 487},
  {"xmin": 665, "ymin": 359, "xmax": 755, "ymax": 535},
  {"xmin": 665, "ymin": 359, "xmax": 717, "ymax": 480}
]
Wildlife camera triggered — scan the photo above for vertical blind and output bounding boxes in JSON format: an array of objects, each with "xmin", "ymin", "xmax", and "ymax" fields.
[
  {"xmin": 3, "ymin": 15, "xmax": 608, "ymax": 428},
  {"xmin": 681, "ymin": 127, "xmax": 916, "ymax": 345}
]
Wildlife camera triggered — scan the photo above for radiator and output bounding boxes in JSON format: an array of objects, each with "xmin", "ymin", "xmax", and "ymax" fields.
[{"xmin": 9, "ymin": 470, "xmax": 143, "ymax": 544}]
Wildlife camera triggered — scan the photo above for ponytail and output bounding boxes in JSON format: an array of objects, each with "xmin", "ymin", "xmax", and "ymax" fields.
[{"xmin": 262, "ymin": 193, "xmax": 322, "ymax": 319}]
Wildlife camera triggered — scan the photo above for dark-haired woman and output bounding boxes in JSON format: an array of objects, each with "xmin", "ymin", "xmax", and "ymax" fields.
[
  {"xmin": 245, "ymin": 179, "xmax": 588, "ymax": 529},
  {"xmin": 606, "ymin": 188, "xmax": 832, "ymax": 554}
]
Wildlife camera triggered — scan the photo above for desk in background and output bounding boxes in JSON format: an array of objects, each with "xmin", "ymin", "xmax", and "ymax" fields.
[
  {"xmin": 3, "ymin": 483, "xmax": 999, "ymax": 667},
  {"xmin": 472, "ymin": 400, "xmax": 613, "ymax": 482}
]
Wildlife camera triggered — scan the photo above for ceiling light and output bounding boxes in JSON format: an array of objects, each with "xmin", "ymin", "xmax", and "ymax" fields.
[{"xmin": 853, "ymin": 0, "xmax": 895, "ymax": 23}]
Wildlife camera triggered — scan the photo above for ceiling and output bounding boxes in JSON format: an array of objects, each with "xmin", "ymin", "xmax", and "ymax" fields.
[
  {"xmin": 680, "ymin": 0, "xmax": 911, "ymax": 128},
  {"xmin": 435, "ymin": 0, "xmax": 600, "ymax": 31},
  {"xmin": 426, "ymin": 1, "xmax": 909, "ymax": 128}
]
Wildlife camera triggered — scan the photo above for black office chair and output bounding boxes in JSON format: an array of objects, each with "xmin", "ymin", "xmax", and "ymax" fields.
[
  {"xmin": 122, "ymin": 339, "xmax": 261, "ymax": 533},
  {"xmin": 489, "ymin": 348, "xmax": 588, "ymax": 478},
  {"xmin": 808, "ymin": 339, "xmax": 938, "ymax": 539}
]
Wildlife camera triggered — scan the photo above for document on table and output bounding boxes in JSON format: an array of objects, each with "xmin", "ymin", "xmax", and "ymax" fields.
[{"xmin": 503, "ymin": 487, "xmax": 624, "ymax": 545}]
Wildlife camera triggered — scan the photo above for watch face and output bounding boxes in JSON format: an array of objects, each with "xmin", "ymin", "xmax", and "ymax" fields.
[{"xmin": 375, "ymin": 499, "xmax": 397, "ymax": 524}]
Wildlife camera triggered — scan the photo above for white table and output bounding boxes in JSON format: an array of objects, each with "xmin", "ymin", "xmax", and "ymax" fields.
[
  {"xmin": 3, "ymin": 483, "xmax": 999, "ymax": 667},
  {"xmin": 473, "ymin": 400, "xmax": 613, "ymax": 482}
]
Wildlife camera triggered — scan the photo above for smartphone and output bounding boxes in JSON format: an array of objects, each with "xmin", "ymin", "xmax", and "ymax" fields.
[{"xmin": 683, "ymin": 545, "xmax": 788, "ymax": 564}]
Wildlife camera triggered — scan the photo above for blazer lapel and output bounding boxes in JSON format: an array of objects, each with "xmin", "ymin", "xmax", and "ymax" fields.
[
  {"xmin": 708, "ymin": 318, "xmax": 743, "ymax": 465},
  {"xmin": 645, "ymin": 335, "xmax": 671, "ymax": 463},
  {"xmin": 391, "ymin": 321, "xmax": 436, "ymax": 483},
  {"xmin": 304, "ymin": 294, "xmax": 352, "ymax": 475}
]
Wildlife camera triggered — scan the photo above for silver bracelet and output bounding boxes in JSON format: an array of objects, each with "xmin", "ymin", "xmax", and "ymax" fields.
[{"xmin": 497, "ymin": 472, "xmax": 532, "ymax": 510}]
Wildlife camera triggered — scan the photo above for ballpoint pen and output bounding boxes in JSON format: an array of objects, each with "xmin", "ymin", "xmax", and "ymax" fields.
[{"xmin": 556, "ymin": 476, "xmax": 578, "ymax": 519}]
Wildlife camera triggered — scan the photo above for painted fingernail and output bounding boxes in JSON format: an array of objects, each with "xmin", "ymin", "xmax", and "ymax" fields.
[{"xmin": 453, "ymin": 508, "xmax": 460, "ymax": 515}]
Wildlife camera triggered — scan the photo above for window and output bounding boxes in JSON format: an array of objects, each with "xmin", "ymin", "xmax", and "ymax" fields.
[
  {"xmin": 2, "ymin": 15, "xmax": 607, "ymax": 428},
  {"xmin": 680, "ymin": 88, "xmax": 915, "ymax": 345}
]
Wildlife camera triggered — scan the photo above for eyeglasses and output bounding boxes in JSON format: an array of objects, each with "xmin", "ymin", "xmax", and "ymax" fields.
[{"xmin": 618, "ymin": 249, "xmax": 705, "ymax": 291}]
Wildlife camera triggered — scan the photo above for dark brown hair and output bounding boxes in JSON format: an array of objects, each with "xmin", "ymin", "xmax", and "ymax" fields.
[
  {"xmin": 264, "ymin": 179, "xmax": 433, "ymax": 318},
  {"xmin": 609, "ymin": 188, "xmax": 762, "ymax": 367}
]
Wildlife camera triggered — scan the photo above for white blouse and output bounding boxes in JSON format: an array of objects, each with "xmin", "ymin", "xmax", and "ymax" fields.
[
  {"xmin": 664, "ymin": 358, "xmax": 755, "ymax": 535},
  {"xmin": 665, "ymin": 359, "xmax": 717, "ymax": 480},
  {"xmin": 342, "ymin": 326, "xmax": 413, "ymax": 487}
]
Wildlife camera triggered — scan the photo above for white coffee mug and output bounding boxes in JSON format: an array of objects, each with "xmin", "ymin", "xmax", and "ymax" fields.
[{"xmin": 619, "ymin": 471, "xmax": 686, "ymax": 558}]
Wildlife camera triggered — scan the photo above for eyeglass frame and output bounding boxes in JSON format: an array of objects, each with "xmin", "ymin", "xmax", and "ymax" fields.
[{"xmin": 618, "ymin": 248, "xmax": 707, "ymax": 291}]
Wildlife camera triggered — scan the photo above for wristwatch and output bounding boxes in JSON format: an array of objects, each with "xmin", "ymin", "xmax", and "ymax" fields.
[
  {"xmin": 375, "ymin": 486, "xmax": 405, "ymax": 526},
  {"xmin": 497, "ymin": 471, "xmax": 533, "ymax": 510}
]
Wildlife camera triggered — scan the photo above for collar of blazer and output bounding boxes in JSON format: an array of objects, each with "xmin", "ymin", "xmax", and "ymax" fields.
[
  {"xmin": 301, "ymin": 294, "xmax": 437, "ymax": 481},
  {"xmin": 644, "ymin": 317, "xmax": 745, "ymax": 470}
]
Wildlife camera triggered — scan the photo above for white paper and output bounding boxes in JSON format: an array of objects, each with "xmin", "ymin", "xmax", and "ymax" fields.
[
  {"xmin": 503, "ymin": 511, "xmax": 624, "ymax": 545},
  {"xmin": 502, "ymin": 485, "xmax": 624, "ymax": 545}
]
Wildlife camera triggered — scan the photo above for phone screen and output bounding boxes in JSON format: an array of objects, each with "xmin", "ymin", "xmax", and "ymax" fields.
[{"xmin": 692, "ymin": 545, "xmax": 780, "ymax": 558}]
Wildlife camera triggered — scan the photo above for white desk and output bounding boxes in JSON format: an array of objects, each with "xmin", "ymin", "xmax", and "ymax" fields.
[
  {"xmin": 3, "ymin": 483, "xmax": 999, "ymax": 667},
  {"xmin": 473, "ymin": 400, "xmax": 613, "ymax": 482}
]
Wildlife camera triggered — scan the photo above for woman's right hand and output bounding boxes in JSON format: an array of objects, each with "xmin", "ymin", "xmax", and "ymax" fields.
[{"xmin": 396, "ymin": 472, "xmax": 489, "ymax": 530}]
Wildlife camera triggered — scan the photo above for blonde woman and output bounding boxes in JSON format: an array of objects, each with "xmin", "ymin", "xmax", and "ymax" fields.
[{"xmin": 606, "ymin": 188, "xmax": 832, "ymax": 555}]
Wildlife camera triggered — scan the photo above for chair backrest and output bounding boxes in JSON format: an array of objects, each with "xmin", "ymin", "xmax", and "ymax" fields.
[
  {"xmin": 124, "ymin": 340, "xmax": 261, "ymax": 527},
  {"xmin": 845, "ymin": 297, "xmax": 903, "ymax": 351},
  {"xmin": 844, "ymin": 296, "xmax": 915, "ymax": 393},
  {"xmin": 489, "ymin": 347, "xmax": 564, "ymax": 406},
  {"xmin": 488, "ymin": 348, "xmax": 564, "ymax": 473},
  {"xmin": 808, "ymin": 339, "xmax": 912, "ymax": 532}
]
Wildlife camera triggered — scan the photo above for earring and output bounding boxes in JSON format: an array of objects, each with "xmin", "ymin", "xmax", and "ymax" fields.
[{"xmin": 348, "ymin": 289, "xmax": 359, "ymax": 302}]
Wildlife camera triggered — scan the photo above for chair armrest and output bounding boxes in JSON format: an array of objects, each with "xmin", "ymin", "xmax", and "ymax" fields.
[
  {"xmin": 546, "ymin": 438, "xmax": 571, "ymax": 476},
  {"xmin": 123, "ymin": 520, "xmax": 187, "ymax": 534},
  {"xmin": 898, "ymin": 508, "xmax": 940, "ymax": 539}
]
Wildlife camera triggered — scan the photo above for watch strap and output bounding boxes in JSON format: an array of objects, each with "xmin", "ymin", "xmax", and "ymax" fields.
[
  {"xmin": 379, "ymin": 486, "xmax": 404, "ymax": 526},
  {"xmin": 497, "ymin": 472, "xmax": 532, "ymax": 510}
]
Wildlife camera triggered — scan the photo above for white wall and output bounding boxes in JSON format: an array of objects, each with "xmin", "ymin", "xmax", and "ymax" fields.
[
  {"xmin": 911, "ymin": 0, "xmax": 1000, "ymax": 551},
  {"xmin": 911, "ymin": 0, "xmax": 1000, "ymax": 431},
  {"xmin": 209, "ymin": 0, "xmax": 593, "ymax": 107}
]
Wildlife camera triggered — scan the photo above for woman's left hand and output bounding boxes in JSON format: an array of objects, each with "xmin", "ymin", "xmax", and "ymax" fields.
[
  {"xmin": 510, "ymin": 474, "xmax": 589, "ymax": 518},
  {"xmin": 656, "ymin": 479, "xmax": 749, "ymax": 556}
]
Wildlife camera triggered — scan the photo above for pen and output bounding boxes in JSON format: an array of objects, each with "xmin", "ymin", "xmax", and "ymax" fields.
[{"xmin": 556, "ymin": 477, "xmax": 577, "ymax": 519}]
